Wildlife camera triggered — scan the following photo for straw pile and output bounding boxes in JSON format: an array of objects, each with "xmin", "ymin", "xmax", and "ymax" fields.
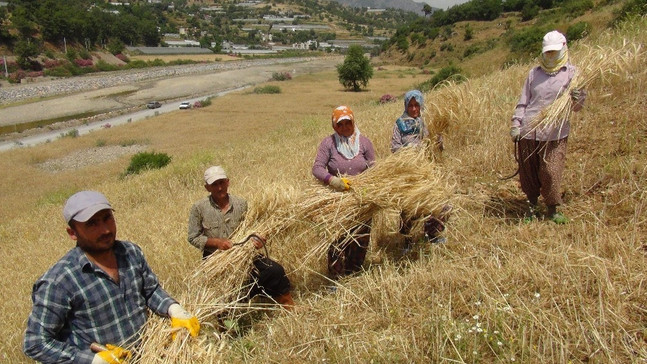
[
  {"xmin": 530, "ymin": 39, "xmax": 644, "ymax": 132},
  {"xmin": 131, "ymin": 143, "xmax": 458, "ymax": 362}
]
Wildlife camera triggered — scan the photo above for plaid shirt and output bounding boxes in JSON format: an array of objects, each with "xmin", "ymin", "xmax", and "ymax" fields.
[{"xmin": 23, "ymin": 240, "xmax": 176, "ymax": 364}]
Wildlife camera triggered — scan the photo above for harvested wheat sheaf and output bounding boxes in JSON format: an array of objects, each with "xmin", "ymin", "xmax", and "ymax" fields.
[
  {"xmin": 531, "ymin": 40, "xmax": 644, "ymax": 132},
  {"xmin": 132, "ymin": 145, "xmax": 457, "ymax": 362}
]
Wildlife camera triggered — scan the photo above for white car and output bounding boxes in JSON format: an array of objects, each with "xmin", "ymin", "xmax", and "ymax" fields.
[{"xmin": 179, "ymin": 102, "xmax": 191, "ymax": 110}]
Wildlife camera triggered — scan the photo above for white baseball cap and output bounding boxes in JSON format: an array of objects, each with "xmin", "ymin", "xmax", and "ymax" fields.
[
  {"xmin": 542, "ymin": 31, "xmax": 567, "ymax": 53},
  {"xmin": 204, "ymin": 166, "xmax": 228, "ymax": 184},
  {"xmin": 63, "ymin": 191, "xmax": 113, "ymax": 224}
]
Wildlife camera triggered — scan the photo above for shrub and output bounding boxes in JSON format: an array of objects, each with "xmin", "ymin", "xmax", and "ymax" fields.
[
  {"xmin": 115, "ymin": 53, "xmax": 129, "ymax": 62},
  {"xmin": 124, "ymin": 151, "xmax": 171, "ymax": 176},
  {"xmin": 95, "ymin": 60, "xmax": 120, "ymax": 72},
  {"xmin": 380, "ymin": 94, "xmax": 397, "ymax": 104},
  {"xmin": 74, "ymin": 59, "xmax": 93, "ymax": 67},
  {"xmin": 66, "ymin": 49, "xmax": 78, "ymax": 62},
  {"xmin": 410, "ymin": 33, "xmax": 426, "ymax": 47},
  {"xmin": 108, "ymin": 39, "xmax": 125, "ymax": 55},
  {"xmin": 127, "ymin": 60, "xmax": 148, "ymax": 69},
  {"xmin": 508, "ymin": 26, "xmax": 547, "ymax": 57},
  {"xmin": 253, "ymin": 85, "xmax": 281, "ymax": 94},
  {"xmin": 44, "ymin": 66, "xmax": 73, "ymax": 78},
  {"xmin": 197, "ymin": 97, "xmax": 212, "ymax": 107},
  {"xmin": 440, "ymin": 43, "xmax": 454, "ymax": 51},
  {"xmin": 78, "ymin": 48, "xmax": 91, "ymax": 60},
  {"xmin": 612, "ymin": 0, "xmax": 647, "ymax": 24},
  {"xmin": 464, "ymin": 24, "xmax": 474, "ymax": 41},
  {"xmin": 60, "ymin": 129, "xmax": 79, "ymax": 138},
  {"xmin": 168, "ymin": 59, "xmax": 198, "ymax": 65},
  {"xmin": 271, "ymin": 72, "xmax": 292, "ymax": 81},
  {"xmin": 43, "ymin": 59, "xmax": 62, "ymax": 69},
  {"xmin": 562, "ymin": 0, "xmax": 594, "ymax": 17},
  {"xmin": 396, "ymin": 36, "xmax": 409, "ymax": 52},
  {"xmin": 566, "ymin": 21, "xmax": 591, "ymax": 41},
  {"xmin": 521, "ymin": 3, "xmax": 540, "ymax": 21},
  {"xmin": 463, "ymin": 44, "xmax": 481, "ymax": 58},
  {"xmin": 147, "ymin": 58, "xmax": 166, "ymax": 67},
  {"xmin": 0, "ymin": 60, "xmax": 19, "ymax": 73},
  {"xmin": 416, "ymin": 65, "xmax": 466, "ymax": 92},
  {"xmin": 8, "ymin": 70, "xmax": 26, "ymax": 83}
]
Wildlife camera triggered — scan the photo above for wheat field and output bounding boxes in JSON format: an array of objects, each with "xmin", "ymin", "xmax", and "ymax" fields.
[{"xmin": 1, "ymin": 17, "xmax": 645, "ymax": 363}]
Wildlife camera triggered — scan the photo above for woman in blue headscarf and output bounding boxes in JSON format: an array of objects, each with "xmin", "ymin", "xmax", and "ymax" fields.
[
  {"xmin": 390, "ymin": 89, "xmax": 430, "ymax": 153},
  {"xmin": 391, "ymin": 90, "xmax": 450, "ymax": 251}
]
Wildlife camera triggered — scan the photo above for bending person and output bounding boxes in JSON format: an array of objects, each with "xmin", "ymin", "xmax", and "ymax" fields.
[
  {"xmin": 391, "ymin": 90, "xmax": 452, "ymax": 248},
  {"xmin": 188, "ymin": 166, "xmax": 294, "ymax": 309}
]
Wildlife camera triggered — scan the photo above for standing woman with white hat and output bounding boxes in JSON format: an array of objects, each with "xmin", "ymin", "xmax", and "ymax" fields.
[{"xmin": 509, "ymin": 30, "xmax": 587, "ymax": 224}]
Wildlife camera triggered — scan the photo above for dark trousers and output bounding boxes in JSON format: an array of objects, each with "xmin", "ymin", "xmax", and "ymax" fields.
[
  {"xmin": 327, "ymin": 223, "xmax": 370, "ymax": 279},
  {"xmin": 248, "ymin": 256, "xmax": 291, "ymax": 298},
  {"xmin": 202, "ymin": 251, "xmax": 290, "ymax": 298}
]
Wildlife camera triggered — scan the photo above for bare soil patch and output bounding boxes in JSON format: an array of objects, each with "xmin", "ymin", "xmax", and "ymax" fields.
[{"xmin": 37, "ymin": 144, "xmax": 147, "ymax": 172}]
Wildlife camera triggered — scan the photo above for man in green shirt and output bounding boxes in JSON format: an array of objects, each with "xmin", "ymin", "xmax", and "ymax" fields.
[{"xmin": 188, "ymin": 166, "xmax": 294, "ymax": 308}]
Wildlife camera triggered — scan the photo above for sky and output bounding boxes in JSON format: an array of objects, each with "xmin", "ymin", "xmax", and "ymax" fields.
[{"xmin": 412, "ymin": 0, "xmax": 471, "ymax": 11}]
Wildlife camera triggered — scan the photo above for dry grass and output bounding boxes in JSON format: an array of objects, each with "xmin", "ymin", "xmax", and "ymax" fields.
[{"xmin": 1, "ymin": 17, "xmax": 646, "ymax": 364}]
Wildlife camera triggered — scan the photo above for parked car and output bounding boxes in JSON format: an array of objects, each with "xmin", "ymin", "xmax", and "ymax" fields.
[
  {"xmin": 146, "ymin": 101, "xmax": 162, "ymax": 109},
  {"xmin": 179, "ymin": 102, "xmax": 191, "ymax": 110}
]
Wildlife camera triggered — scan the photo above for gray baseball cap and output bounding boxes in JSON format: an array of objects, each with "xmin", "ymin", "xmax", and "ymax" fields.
[{"xmin": 63, "ymin": 191, "xmax": 113, "ymax": 224}]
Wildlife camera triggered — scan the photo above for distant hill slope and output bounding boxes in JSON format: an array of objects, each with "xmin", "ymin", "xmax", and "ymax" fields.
[{"xmin": 331, "ymin": 0, "xmax": 430, "ymax": 13}]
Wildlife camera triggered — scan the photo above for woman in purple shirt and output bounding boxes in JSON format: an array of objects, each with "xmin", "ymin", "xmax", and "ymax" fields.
[
  {"xmin": 510, "ymin": 30, "xmax": 586, "ymax": 224},
  {"xmin": 312, "ymin": 105, "xmax": 376, "ymax": 278}
]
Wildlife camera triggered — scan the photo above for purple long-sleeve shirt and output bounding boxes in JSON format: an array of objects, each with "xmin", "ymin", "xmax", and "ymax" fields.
[
  {"xmin": 512, "ymin": 64, "xmax": 586, "ymax": 141},
  {"xmin": 312, "ymin": 134, "xmax": 376, "ymax": 184}
]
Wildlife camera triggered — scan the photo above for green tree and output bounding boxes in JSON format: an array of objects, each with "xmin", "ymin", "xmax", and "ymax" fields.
[
  {"xmin": 423, "ymin": 4, "xmax": 433, "ymax": 17},
  {"xmin": 336, "ymin": 45, "xmax": 373, "ymax": 92},
  {"xmin": 107, "ymin": 39, "xmax": 125, "ymax": 55},
  {"xmin": 14, "ymin": 38, "xmax": 40, "ymax": 69}
]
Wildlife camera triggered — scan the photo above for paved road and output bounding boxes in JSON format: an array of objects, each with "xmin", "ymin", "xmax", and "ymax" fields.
[
  {"xmin": 0, "ymin": 56, "xmax": 341, "ymax": 152},
  {"xmin": 0, "ymin": 87, "xmax": 248, "ymax": 152}
]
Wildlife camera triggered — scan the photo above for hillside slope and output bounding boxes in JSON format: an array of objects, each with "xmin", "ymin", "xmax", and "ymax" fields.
[
  {"xmin": 0, "ymin": 15, "xmax": 645, "ymax": 364},
  {"xmin": 380, "ymin": 0, "xmax": 627, "ymax": 77}
]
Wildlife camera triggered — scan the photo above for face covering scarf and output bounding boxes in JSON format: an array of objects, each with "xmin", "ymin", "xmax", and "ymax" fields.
[{"xmin": 540, "ymin": 47, "xmax": 569, "ymax": 75}]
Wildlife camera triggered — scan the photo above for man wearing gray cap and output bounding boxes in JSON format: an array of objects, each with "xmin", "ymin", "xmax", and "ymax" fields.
[
  {"xmin": 188, "ymin": 166, "xmax": 294, "ymax": 309},
  {"xmin": 24, "ymin": 191, "xmax": 199, "ymax": 364}
]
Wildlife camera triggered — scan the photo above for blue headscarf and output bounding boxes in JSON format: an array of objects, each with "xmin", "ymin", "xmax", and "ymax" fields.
[{"xmin": 396, "ymin": 90, "xmax": 424, "ymax": 135}]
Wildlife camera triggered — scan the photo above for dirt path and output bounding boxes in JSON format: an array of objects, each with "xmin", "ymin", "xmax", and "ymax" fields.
[{"xmin": 0, "ymin": 56, "xmax": 342, "ymax": 141}]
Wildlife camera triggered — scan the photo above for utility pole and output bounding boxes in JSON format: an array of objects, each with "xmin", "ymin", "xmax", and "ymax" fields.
[
  {"xmin": 63, "ymin": 37, "xmax": 67, "ymax": 54},
  {"xmin": 3, "ymin": 55, "xmax": 8, "ymax": 78}
]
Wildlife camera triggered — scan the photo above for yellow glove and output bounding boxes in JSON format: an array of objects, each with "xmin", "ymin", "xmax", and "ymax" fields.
[
  {"xmin": 92, "ymin": 344, "xmax": 131, "ymax": 364},
  {"xmin": 169, "ymin": 303, "xmax": 200, "ymax": 339},
  {"xmin": 329, "ymin": 176, "xmax": 351, "ymax": 191}
]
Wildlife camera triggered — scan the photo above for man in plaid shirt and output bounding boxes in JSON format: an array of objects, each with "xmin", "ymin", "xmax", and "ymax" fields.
[{"xmin": 23, "ymin": 191, "xmax": 199, "ymax": 364}]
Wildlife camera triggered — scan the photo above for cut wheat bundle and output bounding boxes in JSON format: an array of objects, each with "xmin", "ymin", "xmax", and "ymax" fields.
[
  {"xmin": 530, "ymin": 40, "xmax": 644, "ymax": 133},
  {"xmin": 131, "ymin": 146, "xmax": 457, "ymax": 362}
]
